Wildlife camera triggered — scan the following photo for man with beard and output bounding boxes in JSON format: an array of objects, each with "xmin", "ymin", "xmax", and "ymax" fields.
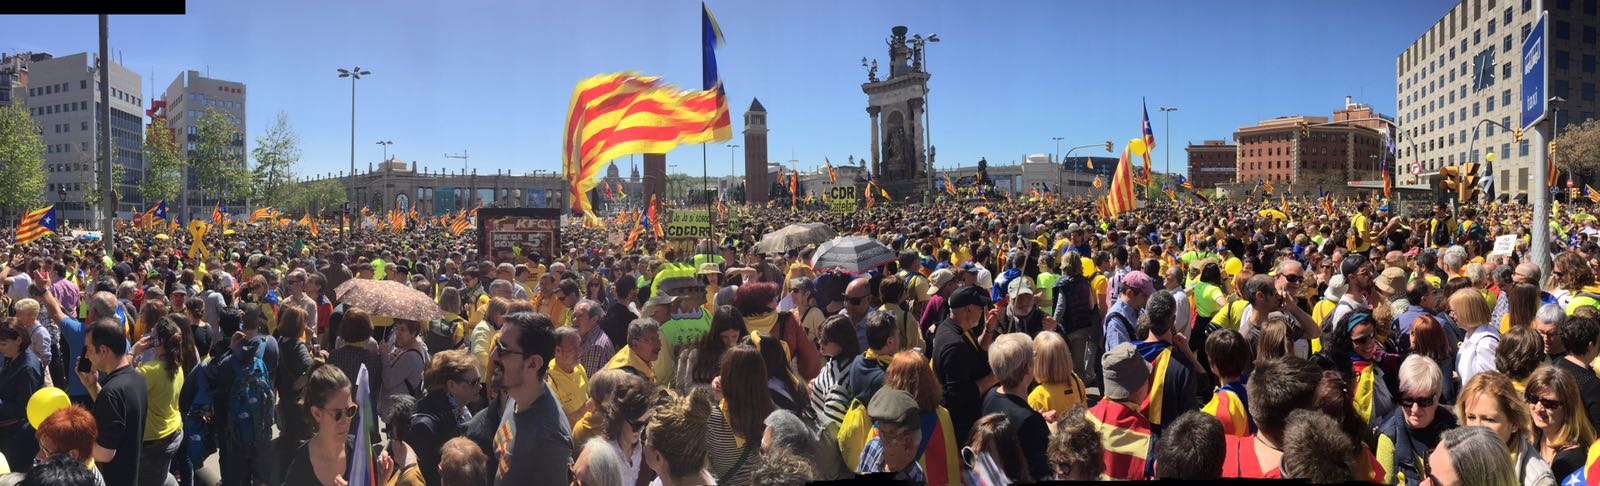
[
  {"xmin": 1324, "ymin": 254, "xmax": 1379, "ymax": 337},
  {"xmin": 997, "ymin": 279, "xmax": 1055, "ymax": 337},
  {"xmin": 488, "ymin": 311, "xmax": 571, "ymax": 484}
]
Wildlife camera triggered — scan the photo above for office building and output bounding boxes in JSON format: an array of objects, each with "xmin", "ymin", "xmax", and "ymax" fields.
[
  {"xmin": 22, "ymin": 52, "xmax": 143, "ymax": 223},
  {"xmin": 1186, "ymin": 140, "xmax": 1238, "ymax": 190},
  {"xmin": 158, "ymin": 70, "xmax": 247, "ymax": 220}
]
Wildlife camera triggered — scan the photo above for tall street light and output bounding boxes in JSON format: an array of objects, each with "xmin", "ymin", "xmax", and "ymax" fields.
[
  {"xmin": 376, "ymin": 140, "xmax": 393, "ymax": 163},
  {"xmin": 1158, "ymin": 107, "xmax": 1178, "ymax": 177},
  {"xmin": 338, "ymin": 66, "xmax": 371, "ymax": 204},
  {"xmin": 1051, "ymin": 137, "xmax": 1064, "ymax": 163},
  {"xmin": 912, "ymin": 32, "xmax": 938, "ymax": 202}
]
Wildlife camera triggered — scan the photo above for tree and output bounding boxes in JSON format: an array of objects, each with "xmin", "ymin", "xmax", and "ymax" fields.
[
  {"xmin": 249, "ymin": 112, "xmax": 299, "ymax": 206},
  {"xmin": 1553, "ymin": 118, "xmax": 1600, "ymax": 177},
  {"xmin": 189, "ymin": 108, "xmax": 246, "ymax": 206},
  {"xmin": 285, "ymin": 179, "xmax": 347, "ymax": 215},
  {"xmin": 141, "ymin": 117, "xmax": 185, "ymax": 205},
  {"xmin": 0, "ymin": 103, "xmax": 46, "ymax": 217},
  {"xmin": 81, "ymin": 160, "xmax": 124, "ymax": 217}
]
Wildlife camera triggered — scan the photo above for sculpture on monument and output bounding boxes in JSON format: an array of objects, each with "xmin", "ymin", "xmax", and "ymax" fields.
[
  {"xmin": 862, "ymin": 25, "xmax": 929, "ymax": 201},
  {"xmin": 860, "ymin": 57, "xmax": 879, "ymax": 83}
]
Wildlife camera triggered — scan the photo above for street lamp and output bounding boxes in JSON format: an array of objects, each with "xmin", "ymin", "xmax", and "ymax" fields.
[
  {"xmin": 1051, "ymin": 137, "xmax": 1064, "ymax": 163},
  {"xmin": 911, "ymin": 32, "xmax": 939, "ymax": 202},
  {"xmin": 1058, "ymin": 141, "xmax": 1114, "ymax": 195},
  {"xmin": 376, "ymin": 140, "xmax": 393, "ymax": 163},
  {"xmin": 337, "ymin": 66, "xmax": 371, "ymax": 200},
  {"xmin": 1158, "ymin": 107, "xmax": 1178, "ymax": 177}
]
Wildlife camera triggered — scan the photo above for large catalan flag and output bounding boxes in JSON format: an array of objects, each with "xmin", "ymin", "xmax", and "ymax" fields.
[
  {"xmin": 249, "ymin": 207, "xmax": 280, "ymax": 223},
  {"xmin": 563, "ymin": 9, "xmax": 733, "ymax": 227},
  {"xmin": 15, "ymin": 206, "xmax": 57, "ymax": 244},
  {"xmin": 211, "ymin": 202, "xmax": 229, "ymax": 226}
]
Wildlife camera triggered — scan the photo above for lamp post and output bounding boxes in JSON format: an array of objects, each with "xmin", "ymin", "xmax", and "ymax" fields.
[
  {"xmin": 337, "ymin": 66, "xmax": 371, "ymax": 204},
  {"xmin": 376, "ymin": 140, "xmax": 393, "ymax": 164},
  {"xmin": 911, "ymin": 32, "xmax": 939, "ymax": 203},
  {"xmin": 1158, "ymin": 107, "xmax": 1178, "ymax": 177},
  {"xmin": 1051, "ymin": 137, "xmax": 1064, "ymax": 163},
  {"xmin": 1058, "ymin": 141, "xmax": 1114, "ymax": 195},
  {"xmin": 57, "ymin": 187, "xmax": 67, "ymax": 230}
]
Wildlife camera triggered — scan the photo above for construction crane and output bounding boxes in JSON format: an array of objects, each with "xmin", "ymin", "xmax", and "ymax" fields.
[{"xmin": 445, "ymin": 150, "xmax": 469, "ymax": 174}]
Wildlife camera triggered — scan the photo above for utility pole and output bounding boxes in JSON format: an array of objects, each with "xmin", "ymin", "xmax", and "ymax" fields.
[
  {"xmin": 1051, "ymin": 137, "xmax": 1064, "ymax": 163},
  {"xmin": 98, "ymin": 15, "xmax": 114, "ymax": 252},
  {"xmin": 1159, "ymin": 107, "xmax": 1178, "ymax": 177}
]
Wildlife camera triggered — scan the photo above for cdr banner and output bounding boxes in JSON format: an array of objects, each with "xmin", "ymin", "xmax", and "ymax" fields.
[
  {"xmin": 665, "ymin": 210, "xmax": 712, "ymax": 239},
  {"xmin": 829, "ymin": 186, "xmax": 858, "ymax": 213},
  {"xmin": 477, "ymin": 208, "xmax": 561, "ymax": 262}
]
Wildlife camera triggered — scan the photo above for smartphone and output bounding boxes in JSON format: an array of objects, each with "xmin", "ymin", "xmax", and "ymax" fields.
[{"xmin": 76, "ymin": 346, "xmax": 91, "ymax": 374}]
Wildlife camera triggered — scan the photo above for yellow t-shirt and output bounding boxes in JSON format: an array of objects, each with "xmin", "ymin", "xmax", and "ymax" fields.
[
  {"xmin": 138, "ymin": 360, "xmax": 184, "ymax": 441},
  {"xmin": 1090, "ymin": 274, "xmax": 1109, "ymax": 307},
  {"xmin": 1026, "ymin": 375, "xmax": 1087, "ymax": 416},
  {"xmin": 1352, "ymin": 214, "xmax": 1372, "ymax": 253},
  {"xmin": 546, "ymin": 363, "xmax": 589, "ymax": 419}
]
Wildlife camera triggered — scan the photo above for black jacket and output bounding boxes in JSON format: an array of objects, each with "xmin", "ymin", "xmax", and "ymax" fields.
[
  {"xmin": 598, "ymin": 302, "xmax": 636, "ymax": 348},
  {"xmin": 410, "ymin": 390, "xmax": 468, "ymax": 486}
]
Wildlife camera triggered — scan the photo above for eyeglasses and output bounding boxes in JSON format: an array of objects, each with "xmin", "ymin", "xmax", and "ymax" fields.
[
  {"xmin": 492, "ymin": 340, "xmax": 524, "ymax": 359},
  {"xmin": 1525, "ymin": 393, "xmax": 1563, "ymax": 410},
  {"xmin": 1398, "ymin": 395, "xmax": 1436, "ymax": 408},
  {"xmin": 1281, "ymin": 274, "xmax": 1304, "ymax": 284},
  {"xmin": 1351, "ymin": 335, "xmax": 1374, "ymax": 346},
  {"xmin": 455, "ymin": 376, "xmax": 482, "ymax": 387},
  {"xmin": 846, "ymin": 296, "xmax": 866, "ymax": 305}
]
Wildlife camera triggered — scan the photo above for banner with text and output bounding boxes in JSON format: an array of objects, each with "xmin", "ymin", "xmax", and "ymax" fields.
[
  {"xmin": 477, "ymin": 208, "xmax": 562, "ymax": 262},
  {"xmin": 666, "ymin": 210, "xmax": 712, "ymax": 240},
  {"xmin": 829, "ymin": 186, "xmax": 858, "ymax": 214}
]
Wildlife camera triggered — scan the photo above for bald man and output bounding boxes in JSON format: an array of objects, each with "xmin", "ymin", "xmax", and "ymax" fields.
[{"xmin": 840, "ymin": 277, "xmax": 876, "ymax": 351}]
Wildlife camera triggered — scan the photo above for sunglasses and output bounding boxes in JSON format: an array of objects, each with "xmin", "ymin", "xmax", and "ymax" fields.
[
  {"xmin": 846, "ymin": 296, "xmax": 866, "ymax": 305},
  {"xmin": 323, "ymin": 403, "xmax": 360, "ymax": 420},
  {"xmin": 1351, "ymin": 335, "xmax": 1374, "ymax": 346},
  {"xmin": 1525, "ymin": 393, "xmax": 1563, "ymax": 410},
  {"xmin": 1281, "ymin": 274, "xmax": 1304, "ymax": 284},
  {"xmin": 1398, "ymin": 395, "xmax": 1436, "ymax": 408}
]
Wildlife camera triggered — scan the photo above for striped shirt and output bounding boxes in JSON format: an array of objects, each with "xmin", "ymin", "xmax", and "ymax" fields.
[
  {"xmin": 810, "ymin": 356, "xmax": 849, "ymax": 422},
  {"xmin": 707, "ymin": 405, "xmax": 756, "ymax": 486},
  {"xmin": 576, "ymin": 326, "xmax": 615, "ymax": 380}
]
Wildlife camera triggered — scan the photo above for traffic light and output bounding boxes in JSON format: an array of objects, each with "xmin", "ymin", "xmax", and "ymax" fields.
[
  {"xmin": 1440, "ymin": 165, "xmax": 1461, "ymax": 195},
  {"xmin": 1514, "ymin": 128, "xmax": 1524, "ymax": 142},
  {"xmin": 1298, "ymin": 122, "xmax": 1309, "ymax": 138},
  {"xmin": 1104, "ymin": 140, "xmax": 1113, "ymax": 153},
  {"xmin": 1550, "ymin": 140, "xmax": 1557, "ymax": 156},
  {"xmin": 1459, "ymin": 162, "xmax": 1481, "ymax": 201}
]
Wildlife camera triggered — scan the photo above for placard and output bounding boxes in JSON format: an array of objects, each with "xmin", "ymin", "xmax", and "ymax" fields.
[
  {"xmin": 665, "ymin": 210, "xmax": 712, "ymax": 240},
  {"xmin": 1492, "ymin": 234, "xmax": 1517, "ymax": 256},
  {"xmin": 477, "ymin": 208, "xmax": 561, "ymax": 263},
  {"xmin": 829, "ymin": 186, "xmax": 858, "ymax": 213}
]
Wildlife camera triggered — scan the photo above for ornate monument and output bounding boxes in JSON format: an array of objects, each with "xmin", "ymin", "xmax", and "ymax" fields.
[
  {"xmin": 863, "ymin": 26, "xmax": 931, "ymax": 201},
  {"xmin": 743, "ymin": 98, "xmax": 770, "ymax": 204}
]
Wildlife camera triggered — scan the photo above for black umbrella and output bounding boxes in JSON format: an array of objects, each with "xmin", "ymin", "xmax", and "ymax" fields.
[{"xmin": 810, "ymin": 235, "xmax": 895, "ymax": 274}]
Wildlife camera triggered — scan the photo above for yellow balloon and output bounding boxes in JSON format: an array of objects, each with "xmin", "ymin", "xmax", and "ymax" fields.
[
  {"xmin": 1081, "ymin": 257, "xmax": 1097, "ymax": 277},
  {"xmin": 1224, "ymin": 257, "xmax": 1243, "ymax": 277},
  {"xmin": 27, "ymin": 387, "xmax": 70, "ymax": 430},
  {"xmin": 1128, "ymin": 138, "xmax": 1149, "ymax": 157}
]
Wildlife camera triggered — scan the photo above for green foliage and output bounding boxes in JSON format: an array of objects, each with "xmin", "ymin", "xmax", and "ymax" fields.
[
  {"xmin": 141, "ymin": 117, "xmax": 185, "ymax": 204},
  {"xmin": 249, "ymin": 112, "xmax": 299, "ymax": 206},
  {"xmin": 189, "ymin": 108, "xmax": 246, "ymax": 204},
  {"xmin": 285, "ymin": 179, "xmax": 348, "ymax": 215},
  {"xmin": 0, "ymin": 103, "xmax": 48, "ymax": 214}
]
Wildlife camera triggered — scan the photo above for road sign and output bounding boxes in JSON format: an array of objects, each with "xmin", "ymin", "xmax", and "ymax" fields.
[
  {"xmin": 1522, "ymin": 12, "xmax": 1549, "ymax": 129},
  {"xmin": 1409, "ymin": 162, "xmax": 1421, "ymax": 177}
]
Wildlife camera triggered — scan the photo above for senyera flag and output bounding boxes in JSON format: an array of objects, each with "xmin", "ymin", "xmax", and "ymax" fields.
[{"xmin": 562, "ymin": 72, "xmax": 732, "ymax": 225}]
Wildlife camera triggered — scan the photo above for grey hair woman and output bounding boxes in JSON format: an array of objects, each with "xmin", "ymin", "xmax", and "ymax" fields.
[
  {"xmin": 575, "ymin": 437, "xmax": 625, "ymax": 486},
  {"xmin": 1426, "ymin": 426, "xmax": 1518, "ymax": 486}
]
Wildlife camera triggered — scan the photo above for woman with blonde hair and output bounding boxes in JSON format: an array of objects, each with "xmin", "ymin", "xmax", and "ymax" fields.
[
  {"xmin": 1459, "ymin": 371, "xmax": 1554, "ymax": 486},
  {"xmin": 1525, "ymin": 365, "xmax": 1596, "ymax": 480},
  {"xmin": 1027, "ymin": 331, "xmax": 1085, "ymax": 417},
  {"xmin": 1451, "ymin": 288, "xmax": 1499, "ymax": 388}
]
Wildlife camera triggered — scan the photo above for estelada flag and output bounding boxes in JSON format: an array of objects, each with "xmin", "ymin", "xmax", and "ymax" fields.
[
  {"xmin": 15, "ymin": 206, "xmax": 57, "ymax": 244},
  {"xmin": 826, "ymin": 157, "xmax": 837, "ymax": 183}
]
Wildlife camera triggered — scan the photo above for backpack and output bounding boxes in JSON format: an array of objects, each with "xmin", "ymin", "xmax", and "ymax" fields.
[
  {"xmin": 186, "ymin": 359, "xmax": 218, "ymax": 466},
  {"xmin": 227, "ymin": 339, "xmax": 275, "ymax": 446},
  {"xmin": 423, "ymin": 316, "xmax": 465, "ymax": 353}
]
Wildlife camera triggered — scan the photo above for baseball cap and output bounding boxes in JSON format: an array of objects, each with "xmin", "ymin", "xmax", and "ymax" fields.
[
  {"xmin": 927, "ymin": 269, "xmax": 956, "ymax": 295},
  {"xmin": 948, "ymin": 285, "xmax": 990, "ymax": 309},
  {"xmin": 1120, "ymin": 271, "xmax": 1156, "ymax": 296},
  {"xmin": 1007, "ymin": 278, "xmax": 1034, "ymax": 298},
  {"xmin": 960, "ymin": 261, "xmax": 980, "ymax": 274}
]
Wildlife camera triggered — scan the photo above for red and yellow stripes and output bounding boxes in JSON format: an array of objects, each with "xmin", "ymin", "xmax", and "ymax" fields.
[
  {"xmin": 15, "ymin": 206, "xmax": 56, "ymax": 244},
  {"xmin": 1087, "ymin": 401, "xmax": 1152, "ymax": 481},
  {"xmin": 563, "ymin": 73, "xmax": 731, "ymax": 223},
  {"xmin": 1203, "ymin": 388, "xmax": 1251, "ymax": 437},
  {"xmin": 1106, "ymin": 139, "xmax": 1139, "ymax": 217}
]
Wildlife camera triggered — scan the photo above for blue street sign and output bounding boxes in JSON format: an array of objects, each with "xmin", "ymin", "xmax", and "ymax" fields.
[{"xmin": 1522, "ymin": 12, "xmax": 1549, "ymax": 129}]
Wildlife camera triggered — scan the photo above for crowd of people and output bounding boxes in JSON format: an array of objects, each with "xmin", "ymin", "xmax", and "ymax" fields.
[{"xmin": 3, "ymin": 194, "xmax": 1600, "ymax": 485}]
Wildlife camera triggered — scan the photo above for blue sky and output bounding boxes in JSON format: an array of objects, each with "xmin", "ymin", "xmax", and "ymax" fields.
[{"xmin": 5, "ymin": 0, "xmax": 1456, "ymax": 179}]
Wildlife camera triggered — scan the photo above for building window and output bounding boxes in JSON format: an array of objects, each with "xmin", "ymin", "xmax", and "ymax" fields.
[
  {"xmin": 1504, "ymin": 35, "xmax": 1513, "ymax": 52},
  {"xmin": 1558, "ymin": 20, "xmax": 1570, "ymax": 39},
  {"xmin": 1503, "ymin": 62, "xmax": 1513, "ymax": 79},
  {"xmin": 1586, "ymin": 83, "xmax": 1596, "ymax": 101},
  {"xmin": 1489, "ymin": 19, "xmax": 1497, "ymax": 35},
  {"xmin": 1473, "ymin": 102, "xmax": 1480, "ymax": 116},
  {"xmin": 1488, "ymin": 95, "xmax": 1497, "ymax": 111},
  {"xmin": 1558, "ymin": 80, "xmax": 1570, "ymax": 98},
  {"xmin": 1557, "ymin": 50, "xmax": 1570, "ymax": 69}
]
